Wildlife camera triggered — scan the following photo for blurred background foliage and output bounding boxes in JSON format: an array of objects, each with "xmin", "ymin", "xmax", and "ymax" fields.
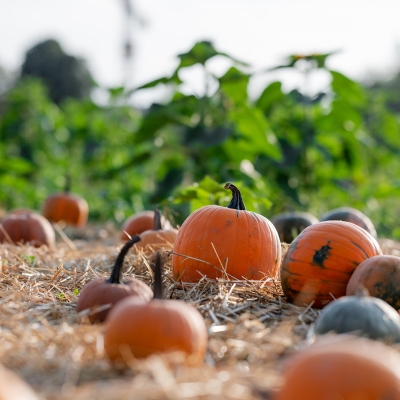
[{"xmin": 1, "ymin": 39, "xmax": 400, "ymax": 238}]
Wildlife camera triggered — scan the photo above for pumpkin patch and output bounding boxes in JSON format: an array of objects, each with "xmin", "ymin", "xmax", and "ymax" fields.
[{"xmin": 280, "ymin": 220, "xmax": 382, "ymax": 308}]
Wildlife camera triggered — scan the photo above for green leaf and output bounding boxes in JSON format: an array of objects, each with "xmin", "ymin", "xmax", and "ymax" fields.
[
  {"xmin": 330, "ymin": 70, "xmax": 366, "ymax": 106},
  {"xmin": 219, "ymin": 67, "xmax": 250, "ymax": 105},
  {"xmin": 256, "ymin": 81, "xmax": 284, "ymax": 111},
  {"xmin": 226, "ymin": 106, "xmax": 281, "ymax": 160},
  {"xmin": 177, "ymin": 41, "xmax": 249, "ymax": 69}
]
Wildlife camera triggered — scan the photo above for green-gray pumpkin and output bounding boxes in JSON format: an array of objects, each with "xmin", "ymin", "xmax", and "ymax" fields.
[{"xmin": 314, "ymin": 291, "xmax": 400, "ymax": 343}]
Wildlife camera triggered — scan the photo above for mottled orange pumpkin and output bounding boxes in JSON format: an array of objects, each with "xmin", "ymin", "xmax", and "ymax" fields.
[
  {"xmin": 104, "ymin": 252, "xmax": 207, "ymax": 365},
  {"xmin": 281, "ymin": 220, "xmax": 382, "ymax": 308},
  {"xmin": 320, "ymin": 207, "xmax": 377, "ymax": 238},
  {"xmin": 0, "ymin": 212, "xmax": 55, "ymax": 248},
  {"xmin": 136, "ymin": 209, "xmax": 178, "ymax": 253},
  {"xmin": 346, "ymin": 255, "xmax": 400, "ymax": 310},
  {"xmin": 43, "ymin": 192, "xmax": 88, "ymax": 228},
  {"xmin": 172, "ymin": 183, "xmax": 281, "ymax": 282},
  {"xmin": 120, "ymin": 210, "xmax": 172, "ymax": 241},
  {"xmin": 271, "ymin": 211, "xmax": 319, "ymax": 243},
  {"xmin": 275, "ymin": 336, "xmax": 400, "ymax": 400},
  {"xmin": 76, "ymin": 236, "xmax": 153, "ymax": 323}
]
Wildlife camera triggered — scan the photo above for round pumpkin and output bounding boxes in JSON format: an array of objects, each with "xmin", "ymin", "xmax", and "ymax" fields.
[
  {"xmin": 280, "ymin": 220, "xmax": 382, "ymax": 308},
  {"xmin": 346, "ymin": 255, "xmax": 400, "ymax": 310},
  {"xmin": 313, "ymin": 290, "xmax": 400, "ymax": 342},
  {"xmin": 43, "ymin": 192, "xmax": 88, "ymax": 228},
  {"xmin": 0, "ymin": 212, "xmax": 55, "ymax": 248},
  {"xmin": 320, "ymin": 206, "xmax": 377, "ymax": 238},
  {"xmin": 76, "ymin": 236, "xmax": 153, "ymax": 323},
  {"xmin": 0, "ymin": 364, "xmax": 40, "ymax": 400},
  {"xmin": 172, "ymin": 183, "xmax": 281, "ymax": 282},
  {"xmin": 136, "ymin": 209, "xmax": 178, "ymax": 253},
  {"xmin": 104, "ymin": 252, "xmax": 207, "ymax": 365},
  {"xmin": 271, "ymin": 211, "xmax": 318, "ymax": 243},
  {"xmin": 120, "ymin": 210, "xmax": 172, "ymax": 241},
  {"xmin": 275, "ymin": 335, "xmax": 400, "ymax": 400}
]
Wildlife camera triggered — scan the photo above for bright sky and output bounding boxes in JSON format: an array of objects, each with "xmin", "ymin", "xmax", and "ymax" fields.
[{"xmin": 1, "ymin": 0, "xmax": 400, "ymax": 106}]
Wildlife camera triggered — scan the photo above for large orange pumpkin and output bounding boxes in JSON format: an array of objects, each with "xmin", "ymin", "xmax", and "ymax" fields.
[
  {"xmin": 346, "ymin": 255, "xmax": 400, "ymax": 310},
  {"xmin": 172, "ymin": 183, "xmax": 281, "ymax": 282},
  {"xmin": 0, "ymin": 212, "xmax": 55, "ymax": 248},
  {"xmin": 280, "ymin": 220, "xmax": 382, "ymax": 308},
  {"xmin": 43, "ymin": 192, "xmax": 88, "ymax": 228},
  {"xmin": 104, "ymin": 252, "xmax": 207, "ymax": 365},
  {"xmin": 275, "ymin": 336, "xmax": 400, "ymax": 400}
]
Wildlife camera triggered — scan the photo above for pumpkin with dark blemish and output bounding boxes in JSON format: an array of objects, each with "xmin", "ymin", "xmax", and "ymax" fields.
[
  {"xmin": 347, "ymin": 255, "xmax": 400, "ymax": 310},
  {"xmin": 320, "ymin": 207, "xmax": 377, "ymax": 238},
  {"xmin": 271, "ymin": 211, "xmax": 319, "ymax": 243},
  {"xmin": 172, "ymin": 183, "xmax": 281, "ymax": 282},
  {"xmin": 280, "ymin": 220, "xmax": 382, "ymax": 309}
]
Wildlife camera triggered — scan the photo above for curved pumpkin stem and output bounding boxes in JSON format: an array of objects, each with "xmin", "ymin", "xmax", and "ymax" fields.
[
  {"xmin": 108, "ymin": 235, "xmax": 141, "ymax": 284},
  {"xmin": 153, "ymin": 209, "xmax": 162, "ymax": 231},
  {"xmin": 224, "ymin": 182, "xmax": 246, "ymax": 211},
  {"xmin": 152, "ymin": 251, "xmax": 163, "ymax": 299}
]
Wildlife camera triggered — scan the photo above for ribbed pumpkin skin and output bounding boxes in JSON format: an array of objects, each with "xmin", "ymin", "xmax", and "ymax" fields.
[
  {"xmin": 275, "ymin": 337, "xmax": 400, "ymax": 400},
  {"xmin": 0, "ymin": 212, "xmax": 55, "ymax": 247},
  {"xmin": 172, "ymin": 205, "xmax": 281, "ymax": 282},
  {"xmin": 104, "ymin": 297, "xmax": 207, "ymax": 365},
  {"xmin": 43, "ymin": 193, "xmax": 88, "ymax": 228},
  {"xmin": 120, "ymin": 211, "xmax": 172, "ymax": 241},
  {"xmin": 281, "ymin": 220, "xmax": 382, "ymax": 308},
  {"xmin": 320, "ymin": 207, "xmax": 377, "ymax": 238},
  {"xmin": 271, "ymin": 211, "xmax": 319, "ymax": 243},
  {"xmin": 347, "ymin": 255, "xmax": 400, "ymax": 309}
]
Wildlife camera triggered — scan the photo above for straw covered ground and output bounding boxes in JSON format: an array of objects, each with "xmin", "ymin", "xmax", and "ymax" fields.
[{"xmin": 0, "ymin": 224, "xmax": 399, "ymax": 400}]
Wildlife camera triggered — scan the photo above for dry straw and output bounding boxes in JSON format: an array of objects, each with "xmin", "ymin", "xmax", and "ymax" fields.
[{"xmin": 0, "ymin": 226, "xmax": 397, "ymax": 399}]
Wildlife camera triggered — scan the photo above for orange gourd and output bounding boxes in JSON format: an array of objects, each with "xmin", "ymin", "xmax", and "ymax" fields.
[
  {"xmin": 320, "ymin": 206, "xmax": 377, "ymax": 238},
  {"xmin": 104, "ymin": 252, "xmax": 207, "ymax": 365},
  {"xmin": 0, "ymin": 212, "xmax": 55, "ymax": 248},
  {"xmin": 76, "ymin": 236, "xmax": 153, "ymax": 323},
  {"xmin": 172, "ymin": 183, "xmax": 281, "ymax": 282},
  {"xmin": 120, "ymin": 210, "xmax": 172, "ymax": 241},
  {"xmin": 136, "ymin": 209, "xmax": 178, "ymax": 253},
  {"xmin": 43, "ymin": 193, "xmax": 88, "ymax": 228},
  {"xmin": 346, "ymin": 255, "xmax": 400, "ymax": 309},
  {"xmin": 280, "ymin": 220, "xmax": 382, "ymax": 308},
  {"xmin": 275, "ymin": 336, "xmax": 400, "ymax": 400}
]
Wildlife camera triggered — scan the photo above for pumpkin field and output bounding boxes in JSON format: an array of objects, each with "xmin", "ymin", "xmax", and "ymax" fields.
[
  {"xmin": 2, "ymin": 185, "xmax": 400, "ymax": 399},
  {"xmin": 2, "ymin": 34, "xmax": 400, "ymax": 398}
]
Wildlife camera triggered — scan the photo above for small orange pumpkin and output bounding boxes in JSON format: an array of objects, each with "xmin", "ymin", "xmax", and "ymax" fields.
[
  {"xmin": 76, "ymin": 236, "xmax": 153, "ymax": 323},
  {"xmin": 43, "ymin": 192, "xmax": 88, "ymax": 228},
  {"xmin": 275, "ymin": 336, "xmax": 400, "ymax": 400},
  {"xmin": 136, "ymin": 209, "xmax": 178, "ymax": 253},
  {"xmin": 346, "ymin": 255, "xmax": 400, "ymax": 310},
  {"xmin": 172, "ymin": 183, "xmax": 281, "ymax": 282},
  {"xmin": 0, "ymin": 212, "xmax": 55, "ymax": 248},
  {"xmin": 104, "ymin": 252, "xmax": 207, "ymax": 365},
  {"xmin": 120, "ymin": 210, "xmax": 172, "ymax": 241},
  {"xmin": 320, "ymin": 206, "xmax": 377, "ymax": 238},
  {"xmin": 280, "ymin": 220, "xmax": 382, "ymax": 308}
]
